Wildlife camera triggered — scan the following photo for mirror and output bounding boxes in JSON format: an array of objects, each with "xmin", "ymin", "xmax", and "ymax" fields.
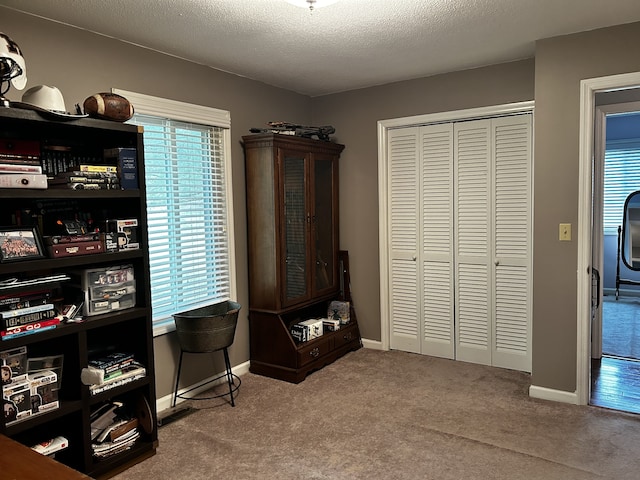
[{"xmin": 621, "ymin": 190, "xmax": 640, "ymax": 270}]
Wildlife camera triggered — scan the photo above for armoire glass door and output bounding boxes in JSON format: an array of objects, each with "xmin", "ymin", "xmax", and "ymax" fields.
[
  {"xmin": 283, "ymin": 152, "xmax": 308, "ymax": 304},
  {"xmin": 313, "ymin": 156, "xmax": 336, "ymax": 294}
]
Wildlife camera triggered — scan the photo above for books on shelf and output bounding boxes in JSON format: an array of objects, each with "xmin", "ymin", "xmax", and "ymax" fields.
[
  {"xmin": 89, "ymin": 362, "xmax": 146, "ymax": 395},
  {"xmin": 1, "ymin": 318, "xmax": 60, "ymax": 339},
  {"xmin": 0, "ymin": 289, "xmax": 52, "ymax": 311},
  {"xmin": 0, "ymin": 304, "xmax": 57, "ymax": 332},
  {"xmin": 0, "ymin": 274, "xmax": 71, "ymax": 292},
  {"xmin": 90, "ymin": 401, "xmax": 141, "ymax": 459},
  {"xmin": 31, "ymin": 436, "xmax": 69, "ymax": 456}
]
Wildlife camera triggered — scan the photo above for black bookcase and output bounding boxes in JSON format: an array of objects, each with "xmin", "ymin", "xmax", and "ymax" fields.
[{"xmin": 0, "ymin": 107, "xmax": 157, "ymax": 479}]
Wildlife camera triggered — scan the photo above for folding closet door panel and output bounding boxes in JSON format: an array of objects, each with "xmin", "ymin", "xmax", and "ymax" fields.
[
  {"xmin": 388, "ymin": 127, "xmax": 421, "ymax": 353},
  {"xmin": 420, "ymin": 123, "xmax": 455, "ymax": 358},
  {"xmin": 491, "ymin": 114, "xmax": 532, "ymax": 372},
  {"xmin": 454, "ymin": 119, "xmax": 492, "ymax": 366}
]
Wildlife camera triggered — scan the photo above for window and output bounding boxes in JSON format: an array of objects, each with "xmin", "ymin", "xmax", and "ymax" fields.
[
  {"xmin": 603, "ymin": 138, "xmax": 640, "ymax": 235},
  {"xmin": 113, "ymin": 89, "xmax": 235, "ymax": 336}
]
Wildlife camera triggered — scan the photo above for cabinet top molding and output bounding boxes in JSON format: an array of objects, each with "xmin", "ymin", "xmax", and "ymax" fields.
[{"xmin": 242, "ymin": 132, "xmax": 345, "ymax": 154}]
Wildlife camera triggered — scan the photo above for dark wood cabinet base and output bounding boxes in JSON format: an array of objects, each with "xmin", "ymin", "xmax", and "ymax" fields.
[
  {"xmin": 249, "ymin": 304, "xmax": 362, "ymax": 383},
  {"xmin": 249, "ymin": 330, "xmax": 362, "ymax": 384}
]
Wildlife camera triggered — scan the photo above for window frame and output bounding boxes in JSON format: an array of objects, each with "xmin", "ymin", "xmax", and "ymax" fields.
[
  {"xmin": 603, "ymin": 138, "xmax": 640, "ymax": 236},
  {"xmin": 113, "ymin": 88, "xmax": 236, "ymax": 337}
]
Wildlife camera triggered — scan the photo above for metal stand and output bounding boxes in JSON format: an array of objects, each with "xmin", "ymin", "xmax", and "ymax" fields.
[{"xmin": 172, "ymin": 347, "xmax": 241, "ymax": 408}]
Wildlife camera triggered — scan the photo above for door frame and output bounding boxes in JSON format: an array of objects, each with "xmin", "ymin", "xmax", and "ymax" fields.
[
  {"xmin": 577, "ymin": 72, "xmax": 640, "ymax": 405},
  {"xmin": 377, "ymin": 101, "xmax": 534, "ymax": 351},
  {"xmin": 591, "ymin": 100, "xmax": 640, "ymax": 360}
]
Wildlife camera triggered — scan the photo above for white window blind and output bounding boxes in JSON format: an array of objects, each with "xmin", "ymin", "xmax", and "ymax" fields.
[
  {"xmin": 113, "ymin": 89, "xmax": 235, "ymax": 336},
  {"xmin": 604, "ymin": 139, "xmax": 640, "ymax": 235}
]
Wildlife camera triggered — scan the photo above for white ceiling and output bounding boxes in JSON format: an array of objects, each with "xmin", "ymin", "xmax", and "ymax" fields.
[{"xmin": 3, "ymin": 0, "xmax": 640, "ymax": 97}]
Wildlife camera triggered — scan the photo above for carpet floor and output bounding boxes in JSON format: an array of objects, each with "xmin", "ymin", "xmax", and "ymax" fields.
[{"xmin": 112, "ymin": 349, "xmax": 640, "ymax": 480}]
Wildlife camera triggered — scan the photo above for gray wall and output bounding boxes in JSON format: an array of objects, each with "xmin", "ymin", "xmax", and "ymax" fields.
[
  {"xmin": 310, "ymin": 60, "xmax": 535, "ymax": 341},
  {"xmin": 532, "ymin": 21, "xmax": 640, "ymax": 391},
  {"xmin": 6, "ymin": 6, "xmax": 640, "ymax": 398},
  {"xmin": 2, "ymin": 8, "xmax": 311, "ymax": 399}
]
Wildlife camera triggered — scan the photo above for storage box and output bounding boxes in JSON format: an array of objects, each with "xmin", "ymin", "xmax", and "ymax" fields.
[
  {"xmin": 28, "ymin": 370, "xmax": 59, "ymax": 414},
  {"xmin": 327, "ymin": 301, "xmax": 350, "ymax": 325},
  {"xmin": 291, "ymin": 318, "xmax": 324, "ymax": 343},
  {"xmin": 76, "ymin": 264, "xmax": 136, "ymax": 316},
  {"xmin": 105, "ymin": 219, "xmax": 139, "ymax": 250},
  {"xmin": 3, "ymin": 380, "xmax": 31, "ymax": 424},
  {"xmin": 322, "ymin": 318, "xmax": 341, "ymax": 332},
  {"xmin": 1, "ymin": 345, "xmax": 28, "ymax": 386}
]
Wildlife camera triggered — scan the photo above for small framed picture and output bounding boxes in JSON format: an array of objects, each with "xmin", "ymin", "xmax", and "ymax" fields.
[{"xmin": 0, "ymin": 226, "xmax": 45, "ymax": 263}]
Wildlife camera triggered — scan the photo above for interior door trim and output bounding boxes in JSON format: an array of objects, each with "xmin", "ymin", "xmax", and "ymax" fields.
[{"xmin": 577, "ymin": 72, "xmax": 640, "ymax": 406}]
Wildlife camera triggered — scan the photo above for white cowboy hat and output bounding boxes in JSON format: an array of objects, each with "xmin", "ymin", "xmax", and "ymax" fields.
[{"xmin": 14, "ymin": 85, "xmax": 87, "ymax": 118}]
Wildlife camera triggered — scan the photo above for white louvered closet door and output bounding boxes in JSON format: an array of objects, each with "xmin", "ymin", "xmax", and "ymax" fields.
[
  {"xmin": 421, "ymin": 123, "xmax": 455, "ymax": 358},
  {"xmin": 454, "ymin": 120, "xmax": 492, "ymax": 365},
  {"xmin": 491, "ymin": 114, "xmax": 532, "ymax": 371},
  {"xmin": 388, "ymin": 127, "xmax": 420, "ymax": 353}
]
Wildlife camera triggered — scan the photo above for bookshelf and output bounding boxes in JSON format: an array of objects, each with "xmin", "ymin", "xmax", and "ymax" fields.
[{"xmin": 0, "ymin": 107, "xmax": 156, "ymax": 479}]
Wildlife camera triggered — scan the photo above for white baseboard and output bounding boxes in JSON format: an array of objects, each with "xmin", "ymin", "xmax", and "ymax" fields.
[
  {"xmin": 361, "ymin": 338, "xmax": 383, "ymax": 350},
  {"xmin": 156, "ymin": 360, "xmax": 251, "ymax": 415},
  {"xmin": 529, "ymin": 384, "xmax": 579, "ymax": 405}
]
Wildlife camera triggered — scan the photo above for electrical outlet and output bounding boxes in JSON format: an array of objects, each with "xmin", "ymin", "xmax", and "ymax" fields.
[{"xmin": 559, "ymin": 223, "xmax": 571, "ymax": 241}]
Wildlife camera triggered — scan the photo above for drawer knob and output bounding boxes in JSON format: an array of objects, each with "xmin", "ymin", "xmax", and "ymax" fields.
[
  {"xmin": 343, "ymin": 333, "xmax": 352, "ymax": 341},
  {"xmin": 310, "ymin": 347, "xmax": 320, "ymax": 358}
]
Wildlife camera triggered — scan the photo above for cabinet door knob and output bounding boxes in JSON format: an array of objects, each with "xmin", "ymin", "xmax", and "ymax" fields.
[
  {"xmin": 412, "ymin": 256, "xmax": 417, "ymax": 261},
  {"xmin": 495, "ymin": 260, "xmax": 500, "ymax": 266}
]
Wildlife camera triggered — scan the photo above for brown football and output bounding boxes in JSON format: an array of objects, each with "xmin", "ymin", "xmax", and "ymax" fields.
[{"xmin": 83, "ymin": 93, "xmax": 134, "ymax": 122}]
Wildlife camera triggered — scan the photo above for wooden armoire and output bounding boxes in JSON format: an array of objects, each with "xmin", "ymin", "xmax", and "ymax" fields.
[{"xmin": 242, "ymin": 133, "xmax": 361, "ymax": 383}]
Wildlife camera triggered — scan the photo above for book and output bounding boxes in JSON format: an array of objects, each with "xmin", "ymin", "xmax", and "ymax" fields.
[
  {"xmin": 31, "ymin": 436, "xmax": 69, "ymax": 456},
  {"xmin": 104, "ymin": 147, "xmax": 138, "ymax": 190},
  {"xmin": 74, "ymin": 164, "xmax": 118, "ymax": 173},
  {"xmin": 89, "ymin": 352, "xmax": 135, "ymax": 371},
  {"xmin": 0, "ymin": 163, "xmax": 42, "ymax": 173},
  {"xmin": 90, "ymin": 364, "xmax": 146, "ymax": 395},
  {"xmin": 0, "ymin": 302, "xmax": 55, "ymax": 320},
  {"xmin": 1, "ymin": 324, "xmax": 56, "ymax": 340},
  {"xmin": 48, "ymin": 182, "xmax": 121, "ymax": 190},
  {"xmin": 0, "ymin": 289, "xmax": 51, "ymax": 310},
  {"xmin": 1, "ymin": 317, "xmax": 60, "ymax": 337},
  {"xmin": 0, "ymin": 274, "xmax": 70, "ymax": 291}
]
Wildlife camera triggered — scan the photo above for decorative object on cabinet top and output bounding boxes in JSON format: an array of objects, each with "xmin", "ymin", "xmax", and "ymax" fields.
[{"xmin": 249, "ymin": 121, "xmax": 336, "ymax": 141}]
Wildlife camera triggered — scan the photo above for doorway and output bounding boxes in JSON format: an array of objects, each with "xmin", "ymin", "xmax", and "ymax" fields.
[{"xmin": 589, "ymin": 94, "xmax": 640, "ymax": 414}]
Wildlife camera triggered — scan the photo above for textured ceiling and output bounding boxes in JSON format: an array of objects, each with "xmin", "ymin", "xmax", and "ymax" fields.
[{"xmin": 3, "ymin": 0, "xmax": 640, "ymax": 96}]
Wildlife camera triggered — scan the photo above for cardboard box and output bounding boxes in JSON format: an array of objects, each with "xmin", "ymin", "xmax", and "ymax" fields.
[
  {"xmin": 1, "ymin": 346, "xmax": 28, "ymax": 386},
  {"xmin": 328, "ymin": 301, "xmax": 350, "ymax": 325},
  {"xmin": 3, "ymin": 380, "xmax": 31, "ymax": 424},
  {"xmin": 323, "ymin": 318, "xmax": 341, "ymax": 332},
  {"xmin": 28, "ymin": 370, "xmax": 59, "ymax": 414},
  {"xmin": 291, "ymin": 318, "xmax": 324, "ymax": 343}
]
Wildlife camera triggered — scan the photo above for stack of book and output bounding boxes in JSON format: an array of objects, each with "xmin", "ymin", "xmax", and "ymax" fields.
[
  {"xmin": 87, "ymin": 352, "xmax": 146, "ymax": 395},
  {"xmin": 0, "ymin": 139, "xmax": 47, "ymax": 190},
  {"xmin": 48, "ymin": 165, "xmax": 120, "ymax": 190},
  {"xmin": 90, "ymin": 401, "xmax": 141, "ymax": 459},
  {"xmin": 0, "ymin": 290, "xmax": 59, "ymax": 341}
]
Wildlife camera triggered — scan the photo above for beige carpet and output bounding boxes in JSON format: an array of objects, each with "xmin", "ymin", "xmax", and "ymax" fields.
[{"xmin": 113, "ymin": 349, "xmax": 640, "ymax": 480}]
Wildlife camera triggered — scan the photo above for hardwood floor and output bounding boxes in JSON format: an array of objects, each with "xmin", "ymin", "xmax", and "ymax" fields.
[{"xmin": 591, "ymin": 356, "xmax": 640, "ymax": 414}]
